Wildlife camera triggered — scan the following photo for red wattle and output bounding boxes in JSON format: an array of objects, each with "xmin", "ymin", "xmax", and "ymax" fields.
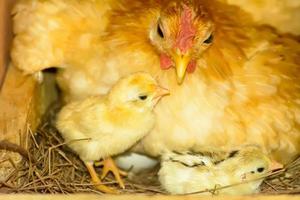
[
  {"xmin": 187, "ymin": 60, "xmax": 197, "ymax": 73},
  {"xmin": 160, "ymin": 54, "xmax": 173, "ymax": 70}
]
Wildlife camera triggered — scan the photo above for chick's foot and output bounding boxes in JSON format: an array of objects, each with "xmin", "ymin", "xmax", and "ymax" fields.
[
  {"xmin": 85, "ymin": 162, "xmax": 118, "ymax": 194},
  {"xmin": 95, "ymin": 157, "xmax": 127, "ymax": 189}
]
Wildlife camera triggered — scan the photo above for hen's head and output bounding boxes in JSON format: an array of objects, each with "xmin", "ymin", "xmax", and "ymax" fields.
[
  {"xmin": 149, "ymin": 1, "xmax": 214, "ymax": 83},
  {"xmin": 109, "ymin": 0, "xmax": 247, "ymax": 84}
]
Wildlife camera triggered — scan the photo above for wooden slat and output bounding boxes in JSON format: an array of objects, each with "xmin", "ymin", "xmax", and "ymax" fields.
[
  {"xmin": 0, "ymin": 0, "xmax": 57, "ymax": 181},
  {"xmin": 2, "ymin": 194, "xmax": 300, "ymax": 200},
  {"xmin": 0, "ymin": 65, "xmax": 57, "ymax": 180},
  {"xmin": 1, "ymin": 65, "xmax": 39, "ymax": 144},
  {"xmin": 0, "ymin": 0, "xmax": 16, "ymax": 88}
]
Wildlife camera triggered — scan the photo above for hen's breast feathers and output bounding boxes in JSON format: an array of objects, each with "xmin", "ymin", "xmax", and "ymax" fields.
[
  {"xmin": 143, "ymin": 35, "xmax": 300, "ymax": 162},
  {"xmin": 140, "ymin": 6, "xmax": 300, "ymax": 161}
]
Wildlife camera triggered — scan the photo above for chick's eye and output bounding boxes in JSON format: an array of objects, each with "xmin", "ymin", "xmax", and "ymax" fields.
[
  {"xmin": 139, "ymin": 95, "xmax": 148, "ymax": 100},
  {"xmin": 257, "ymin": 167, "xmax": 265, "ymax": 173},
  {"xmin": 203, "ymin": 34, "xmax": 213, "ymax": 44},
  {"xmin": 157, "ymin": 23, "xmax": 164, "ymax": 38}
]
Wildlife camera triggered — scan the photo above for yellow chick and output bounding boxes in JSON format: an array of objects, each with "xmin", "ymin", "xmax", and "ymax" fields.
[
  {"xmin": 56, "ymin": 72, "xmax": 169, "ymax": 193},
  {"xmin": 158, "ymin": 145, "xmax": 281, "ymax": 195}
]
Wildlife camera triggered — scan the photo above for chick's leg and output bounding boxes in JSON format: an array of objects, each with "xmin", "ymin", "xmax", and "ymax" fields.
[
  {"xmin": 95, "ymin": 157, "xmax": 127, "ymax": 189},
  {"xmin": 84, "ymin": 162, "xmax": 117, "ymax": 194}
]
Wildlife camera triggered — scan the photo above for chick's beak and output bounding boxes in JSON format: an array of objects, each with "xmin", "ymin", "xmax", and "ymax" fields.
[
  {"xmin": 153, "ymin": 86, "xmax": 170, "ymax": 105},
  {"xmin": 269, "ymin": 160, "xmax": 284, "ymax": 171},
  {"xmin": 174, "ymin": 50, "xmax": 192, "ymax": 84}
]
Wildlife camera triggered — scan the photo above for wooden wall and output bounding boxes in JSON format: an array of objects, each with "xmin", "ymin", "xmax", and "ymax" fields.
[
  {"xmin": 0, "ymin": 0, "xmax": 57, "ymax": 181},
  {"xmin": 0, "ymin": 0, "xmax": 16, "ymax": 88}
]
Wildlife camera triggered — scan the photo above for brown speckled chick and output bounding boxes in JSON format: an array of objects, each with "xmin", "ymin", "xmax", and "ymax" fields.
[{"xmin": 159, "ymin": 145, "xmax": 283, "ymax": 195}]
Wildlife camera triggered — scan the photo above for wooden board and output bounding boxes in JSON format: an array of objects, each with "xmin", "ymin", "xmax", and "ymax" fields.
[
  {"xmin": 0, "ymin": 65, "xmax": 57, "ymax": 181},
  {"xmin": 0, "ymin": 0, "xmax": 57, "ymax": 181},
  {"xmin": 2, "ymin": 194, "xmax": 300, "ymax": 200},
  {"xmin": 0, "ymin": 0, "xmax": 16, "ymax": 88}
]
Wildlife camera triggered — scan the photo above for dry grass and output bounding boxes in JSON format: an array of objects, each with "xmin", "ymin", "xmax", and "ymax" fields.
[
  {"xmin": 0, "ymin": 103, "xmax": 299, "ymax": 195},
  {"xmin": 261, "ymin": 157, "xmax": 300, "ymax": 194},
  {"xmin": 0, "ymin": 102, "xmax": 163, "ymax": 194},
  {"xmin": 0, "ymin": 123, "xmax": 164, "ymax": 194}
]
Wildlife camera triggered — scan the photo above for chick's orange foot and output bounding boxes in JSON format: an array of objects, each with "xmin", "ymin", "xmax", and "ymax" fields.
[
  {"xmin": 84, "ymin": 162, "xmax": 118, "ymax": 194},
  {"xmin": 95, "ymin": 157, "xmax": 128, "ymax": 189}
]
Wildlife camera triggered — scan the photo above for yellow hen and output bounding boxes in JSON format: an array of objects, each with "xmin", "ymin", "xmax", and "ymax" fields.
[{"xmin": 12, "ymin": 0, "xmax": 300, "ymax": 167}]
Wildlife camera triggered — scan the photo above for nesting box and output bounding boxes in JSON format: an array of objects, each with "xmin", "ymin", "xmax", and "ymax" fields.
[{"xmin": 0, "ymin": 0, "xmax": 299, "ymax": 199}]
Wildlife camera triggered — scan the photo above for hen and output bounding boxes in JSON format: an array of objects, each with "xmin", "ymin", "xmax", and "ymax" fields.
[
  {"xmin": 56, "ymin": 72, "xmax": 169, "ymax": 193},
  {"xmin": 12, "ymin": 0, "xmax": 300, "ymax": 165}
]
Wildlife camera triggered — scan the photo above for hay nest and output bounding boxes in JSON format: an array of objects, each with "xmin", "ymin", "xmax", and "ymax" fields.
[
  {"xmin": 0, "ymin": 104, "xmax": 300, "ymax": 195},
  {"xmin": 261, "ymin": 157, "xmax": 300, "ymax": 194},
  {"xmin": 0, "ymin": 103, "xmax": 163, "ymax": 194}
]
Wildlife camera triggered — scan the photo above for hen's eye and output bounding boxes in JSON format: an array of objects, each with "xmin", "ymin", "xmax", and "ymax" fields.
[
  {"xmin": 203, "ymin": 34, "xmax": 213, "ymax": 44},
  {"xmin": 257, "ymin": 167, "xmax": 265, "ymax": 173},
  {"xmin": 139, "ymin": 95, "xmax": 148, "ymax": 100},
  {"xmin": 157, "ymin": 23, "xmax": 164, "ymax": 38}
]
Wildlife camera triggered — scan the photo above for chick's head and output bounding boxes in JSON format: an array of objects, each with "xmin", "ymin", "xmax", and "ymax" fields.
[
  {"xmin": 108, "ymin": 72, "xmax": 169, "ymax": 110},
  {"xmin": 149, "ymin": 0, "xmax": 214, "ymax": 83},
  {"xmin": 225, "ymin": 146, "xmax": 271, "ymax": 182}
]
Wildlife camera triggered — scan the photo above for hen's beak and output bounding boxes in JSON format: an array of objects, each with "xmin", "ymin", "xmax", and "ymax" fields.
[
  {"xmin": 174, "ymin": 50, "xmax": 191, "ymax": 84},
  {"xmin": 153, "ymin": 86, "xmax": 170, "ymax": 105}
]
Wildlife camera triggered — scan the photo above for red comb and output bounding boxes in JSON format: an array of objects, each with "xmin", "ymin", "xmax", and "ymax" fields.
[{"xmin": 174, "ymin": 5, "xmax": 196, "ymax": 54}]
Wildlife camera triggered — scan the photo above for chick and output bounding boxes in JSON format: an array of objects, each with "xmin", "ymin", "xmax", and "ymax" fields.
[
  {"xmin": 158, "ymin": 145, "xmax": 282, "ymax": 195},
  {"xmin": 56, "ymin": 72, "xmax": 169, "ymax": 193}
]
